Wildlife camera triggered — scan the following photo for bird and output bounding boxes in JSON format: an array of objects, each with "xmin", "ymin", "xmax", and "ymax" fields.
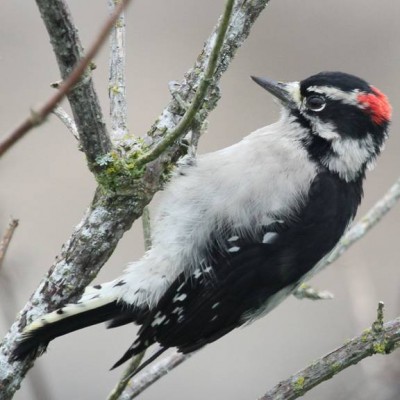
[{"xmin": 12, "ymin": 71, "xmax": 391, "ymax": 376}]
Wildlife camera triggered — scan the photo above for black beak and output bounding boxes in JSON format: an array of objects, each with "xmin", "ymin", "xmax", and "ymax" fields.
[{"xmin": 251, "ymin": 76, "xmax": 297, "ymax": 109}]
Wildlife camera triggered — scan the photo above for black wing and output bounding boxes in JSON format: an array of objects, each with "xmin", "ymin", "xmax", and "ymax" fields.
[{"xmin": 114, "ymin": 170, "xmax": 362, "ymax": 366}]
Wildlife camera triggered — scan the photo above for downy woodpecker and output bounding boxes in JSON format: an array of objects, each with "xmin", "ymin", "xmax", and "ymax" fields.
[{"xmin": 13, "ymin": 71, "xmax": 392, "ymax": 373}]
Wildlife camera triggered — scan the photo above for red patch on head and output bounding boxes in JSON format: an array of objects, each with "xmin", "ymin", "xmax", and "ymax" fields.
[{"xmin": 357, "ymin": 86, "xmax": 392, "ymax": 125}]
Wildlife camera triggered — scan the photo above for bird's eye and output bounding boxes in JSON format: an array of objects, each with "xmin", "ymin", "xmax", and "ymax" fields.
[{"xmin": 305, "ymin": 95, "xmax": 326, "ymax": 112}]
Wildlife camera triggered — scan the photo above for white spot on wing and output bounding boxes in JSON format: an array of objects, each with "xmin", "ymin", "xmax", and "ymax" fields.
[
  {"xmin": 176, "ymin": 282, "xmax": 185, "ymax": 292},
  {"xmin": 228, "ymin": 246, "xmax": 240, "ymax": 253},
  {"xmin": 202, "ymin": 266, "xmax": 213, "ymax": 274},
  {"xmin": 193, "ymin": 269, "xmax": 202, "ymax": 279},
  {"xmin": 173, "ymin": 293, "xmax": 187, "ymax": 302},
  {"xmin": 262, "ymin": 232, "xmax": 278, "ymax": 244},
  {"xmin": 151, "ymin": 314, "xmax": 166, "ymax": 327},
  {"xmin": 228, "ymin": 235, "xmax": 239, "ymax": 242}
]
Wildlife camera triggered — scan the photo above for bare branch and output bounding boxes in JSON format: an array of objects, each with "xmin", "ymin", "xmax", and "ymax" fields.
[
  {"xmin": 0, "ymin": 219, "xmax": 19, "ymax": 270},
  {"xmin": 133, "ymin": 0, "xmax": 271, "ymax": 173},
  {"xmin": 136, "ymin": 0, "xmax": 235, "ymax": 167},
  {"xmin": 52, "ymin": 106, "xmax": 79, "ymax": 142},
  {"xmin": 259, "ymin": 303, "xmax": 400, "ymax": 400},
  {"xmin": 141, "ymin": 206, "xmax": 152, "ymax": 252},
  {"xmin": 293, "ymin": 284, "xmax": 334, "ymax": 301},
  {"xmin": 120, "ymin": 352, "xmax": 191, "ymax": 400},
  {"xmin": 107, "ymin": 351, "xmax": 146, "ymax": 400},
  {"xmin": 0, "ymin": 0, "xmax": 132, "ymax": 165},
  {"xmin": 108, "ymin": 0, "xmax": 128, "ymax": 145}
]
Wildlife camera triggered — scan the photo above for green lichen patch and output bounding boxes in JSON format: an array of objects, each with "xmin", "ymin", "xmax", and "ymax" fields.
[
  {"xmin": 293, "ymin": 376, "xmax": 306, "ymax": 394},
  {"xmin": 330, "ymin": 362, "xmax": 341, "ymax": 375},
  {"xmin": 372, "ymin": 340, "xmax": 389, "ymax": 354},
  {"xmin": 361, "ymin": 328, "xmax": 371, "ymax": 343},
  {"xmin": 95, "ymin": 149, "xmax": 147, "ymax": 193}
]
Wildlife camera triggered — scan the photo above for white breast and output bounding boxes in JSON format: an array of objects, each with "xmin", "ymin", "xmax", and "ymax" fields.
[{"xmin": 120, "ymin": 113, "xmax": 318, "ymax": 307}]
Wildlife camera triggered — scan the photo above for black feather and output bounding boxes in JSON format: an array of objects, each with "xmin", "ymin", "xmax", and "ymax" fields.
[
  {"xmin": 131, "ymin": 169, "xmax": 363, "ymax": 354},
  {"xmin": 12, "ymin": 301, "xmax": 127, "ymax": 361}
]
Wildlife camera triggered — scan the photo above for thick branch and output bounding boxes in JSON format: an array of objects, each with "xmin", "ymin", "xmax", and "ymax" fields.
[
  {"xmin": 34, "ymin": 0, "xmax": 129, "ymax": 168},
  {"xmin": 259, "ymin": 304, "xmax": 400, "ymax": 400}
]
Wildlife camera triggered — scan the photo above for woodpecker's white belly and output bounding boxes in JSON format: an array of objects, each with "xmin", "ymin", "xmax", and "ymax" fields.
[{"xmin": 113, "ymin": 117, "xmax": 316, "ymax": 307}]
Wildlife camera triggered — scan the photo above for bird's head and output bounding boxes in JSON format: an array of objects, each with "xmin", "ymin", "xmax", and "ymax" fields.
[{"xmin": 252, "ymin": 71, "xmax": 392, "ymax": 182}]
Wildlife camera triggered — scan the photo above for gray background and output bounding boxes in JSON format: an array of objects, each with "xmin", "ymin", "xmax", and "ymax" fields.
[{"xmin": 0, "ymin": 1, "xmax": 399, "ymax": 399}]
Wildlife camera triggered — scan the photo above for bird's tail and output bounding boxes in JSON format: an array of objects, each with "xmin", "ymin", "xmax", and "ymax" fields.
[{"xmin": 11, "ymin": 295, "xmax": 130, "ymax": 361}]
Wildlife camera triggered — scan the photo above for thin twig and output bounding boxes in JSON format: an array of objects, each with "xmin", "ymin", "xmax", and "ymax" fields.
[
  {"xmin": 108, "ymin": 0, "xmax": 128, "ymax": 145},
  {"xmin": 259, "ymin": 303, "xmax": 400, "ymax": 400},
  {"xmin": 293, "ymin": 284, "xmax": 334, "ymax": 301},
  {"xmin": 0, "ymin": 219, "xmax": 19, "ymax": 270},
  {"xmin": 107, "ymin": 351, "xmax": 146, "ymax": 400},
  {"xmin": 141, "ymin": 206, "xmax": 152, "ymax": 252},
  {"xmin": 115, "ymin": 174, "xmax": 400, "ymax": 398},
  {"xmin": 135, "ymin": 0, "xmax": 235, "ymax": 167},
  {"xmin": 0, "ymin": 0, "xmax": 132, "ymax": 159},
  {"xmin": 52, "ymin": 106, "xmax": 79, "ymax": 142},
  {"xmin": 107, "ymin": 207, "xmax": 152, "ymax": 400},
  {"xmin": 120, "ymin": 352, "xmax": 192, "ymax": 400}
]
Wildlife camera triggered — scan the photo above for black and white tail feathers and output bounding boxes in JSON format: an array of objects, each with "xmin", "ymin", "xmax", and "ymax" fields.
[{"xmin": 12, "ymin": 297, "xmax": 141, "ymax": 362}]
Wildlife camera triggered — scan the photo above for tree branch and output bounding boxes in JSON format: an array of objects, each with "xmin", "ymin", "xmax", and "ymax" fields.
[
  {"xmin": 136, "ymin": 0, "xmax": 235, "ymax": 167},
  {"xmin": 52, "ymin": 106, "xmax": 80, "ymax": 143},
  {"xmin": 108, "ymin": 0, "xmax": 128, "ymax": 145},
  {"xmin": 120, "ymin": 352, "xmax": 192, "ymax": 400},
  {"xmin": 134, "ymin": 0, "xmax": 271, "ymax": 170},
  {"xmin": 292, "ymin": 283, "xmax": 334, "ymax": 301},
  {"xmin": 259, "ymin": 303, "xmax": 400, "ymax": 400},
  {"xmin": 0, "ymin": 0, "xmax": 132, "ymax": 167},
  {"xmin": 0, "ymin": 219, "xmax": 19, "ymax": 270}
]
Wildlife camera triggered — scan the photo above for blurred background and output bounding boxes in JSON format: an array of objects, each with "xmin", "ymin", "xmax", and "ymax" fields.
[{"xmin": 0, "ymin": 0, "xmax": 399, "ymax": 399}]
